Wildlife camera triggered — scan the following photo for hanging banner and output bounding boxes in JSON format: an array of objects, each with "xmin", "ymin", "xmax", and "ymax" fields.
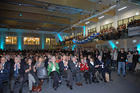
[{"xmin": 72, "ymin": 33, "xmax": 100, "ymax": 44}]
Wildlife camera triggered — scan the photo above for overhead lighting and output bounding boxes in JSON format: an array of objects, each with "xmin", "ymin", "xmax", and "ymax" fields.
[
  {"xmin": 85, "ymin": 21, "xmax": 90, "ymax": 25},
  {"xmin": 133, "ymin": 40, "xmax": 137, "ymax": 43},
  {"xmin": 136, "ymin": 12, "xmax": 139, "ymax": 15},
  {"xmin": 118, "ymin": 6, "xmax": 127, "ymax": 11},
  {"xmin": 116, "ymin": 41, "xmax": 119, "ymax": 44},
  {"xmin": 19, "ymin": 4, "xmax": 22, "ymax": 6},
  {"xmin": 98, "ymin": 16, "xmax": 104, "ymax": 19}
]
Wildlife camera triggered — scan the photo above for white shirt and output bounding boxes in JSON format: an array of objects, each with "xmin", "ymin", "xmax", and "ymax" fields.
[
  {"xmin": 0, "ymin": 64, "xmax": 5, "ymax": 73},
  {"xmin": 90, "ymin": 61, "xmax": 94, "ymax": 66},
  {"xmin": 52, "ymin": 65, "xmax": 56, "ymax": 71}
]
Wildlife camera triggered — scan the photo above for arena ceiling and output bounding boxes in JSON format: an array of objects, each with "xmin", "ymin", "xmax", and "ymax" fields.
[{"xmin": 0, "ymin": 0, "xmax": 138, "ymax": 33}]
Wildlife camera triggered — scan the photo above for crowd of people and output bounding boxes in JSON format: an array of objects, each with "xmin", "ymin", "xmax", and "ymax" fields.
[
  {"xmin": 127, "ymin": 19, "xmax": 140, "ymax": 27},
  {"xmin": 63, "ymin": 19, "xmax": 140, "ymax": 46},
  {"xmin": 0, "ymin": 48, "xmax": 140, "ymax": 93},
  {"xmin": 63, "ymin": 24, "xmax": 128, "ymax": 46}
]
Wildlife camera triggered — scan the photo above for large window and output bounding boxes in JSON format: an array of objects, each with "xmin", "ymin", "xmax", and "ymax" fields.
[
  {"xmin": 24, "ymin": 37, "xmax": 40, "ymax": 45},
  {"xmin": 46, "ymin": 38, "xmax": 50, "ymax": 45},
  {"xmin": 134, "ymin": 15, "xmax": 140, "ymax": 20},
  {"xmin": 77, "ymin": 32, "xmax": 83, "ymax": 36},
  {"xmin": 100, "ymin": 23, "xmax": 113, "ymax": 30},
  {"xmin": 5, "ymin": 36, "xmax": 17, "ymax": 45},
  {"xmin": 117, "ymin": 16, "xmax": 135, "ymax": 26},
  {"xmin": 88, "ymin": 28, "xmax": 96, "ymax": 35},
  {"xmin": 51, "ymin": 38, "xmax": 57, "ymax": 45}
]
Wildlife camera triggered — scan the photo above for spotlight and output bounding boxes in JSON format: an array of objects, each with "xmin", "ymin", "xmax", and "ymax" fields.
[
  {"xmin": 118, "ymin": 6, "xmax": 127, "ymax": 11},
  {"xmin": 98, "ymin": 16, "xmax": 104, "ymax": 19},
  {"xmin": 136, "ymin": 12, "xmax": 139, "ymax": 15},
  {"xmin": 133, "ymin": 40, "xmax": 137, "ymax": 43},
  {"xmin": 116, "ymin": 41, "xmax": 119, "ymax": 44}
]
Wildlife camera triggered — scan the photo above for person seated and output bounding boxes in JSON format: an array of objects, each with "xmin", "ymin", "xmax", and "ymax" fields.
[
  {"xmin": 96, "ymin": 56, "xmax": 107, "ymax": 82},
  {"xmin": 10, "ymin": 57, "xmax": 25, "ymax": 93},
  {"xmin": 88, "ymin": 57, "xmax": 98, "ymax": 83},
  {"xmin": 47, "ymin": 56, "xmax": 60, "ymax": 90},
  {"xmin": 34, "ymin": 56, "xmax": 46, "ymax": 83},
  {"xmin": 80, "ymin": 58, "xmax": 91, "ymax": 84},
  {"xmin": 0, "ymin": 56, "xmax": 10, "ymax": 93},
  {"xmin": 75, "ymin": 61, "xmax": 83, "ymax": 86},
  {"xmin": 63, "ymin": 55, "xmax": 73, "ymax": 89},
  {"xmin": 25, "ymin": 58, "xmax": 40, "ymax": 93}
]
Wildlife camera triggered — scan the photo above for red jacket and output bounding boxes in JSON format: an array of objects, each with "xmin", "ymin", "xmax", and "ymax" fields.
[{"xmin": 80, "ymin": 63, "xmax": 89, "ymax": 71}]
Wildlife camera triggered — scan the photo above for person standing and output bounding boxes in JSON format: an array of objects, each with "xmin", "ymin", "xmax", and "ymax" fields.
[
  {"xmin": 117, "ymin": 48, "xmax": 127, "ymax": 77},
  {"xmin": 132, "ymin": 51, "xmax": 139, "ymax": 72},
  {"xmin": 127, "ymin": 51, "xmax": 133, "ymax": 71},
  {"xmin": 112, "ymin": 48, "xmax": 118, "ymax": 70}
]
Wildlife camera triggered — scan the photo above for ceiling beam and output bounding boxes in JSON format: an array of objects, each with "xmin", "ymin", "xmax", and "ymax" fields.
[
  {"xmin": 34, "ymin": 0, "xmax": 96, "ymax": 11},
  {"xmin": 0, "ymin": 20, "xmax": 61, "ymax": 31},
  {"xmin": 0, "ymin": 2, "xmax": 82, "ymax": 20},
  {"xmin": 0, "ymin": 9, "xmax": 71, "ymax": 26},
  {"xmin": 103, "ymin": 9, "xmax": 116, "ymax": 16}
]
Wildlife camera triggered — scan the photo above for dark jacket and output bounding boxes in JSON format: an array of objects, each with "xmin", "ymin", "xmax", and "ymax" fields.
[
  {"xmin": 68, "ymin": 60, "xmax": 77, "ymax": 75},
  {"xmin": 118, "ymin": 52, "xmax": 127, "ymax": 62},
  {"xmin": 10, "ymin": 62, "xmax": 25, "ymax": 78},
  {"xmin": 58, "ymin": 61, "xmax": 65, "ymax": 75},
  {"xmin": 0, "ymin": 62, "xmax": 11, "ymax": 81}
]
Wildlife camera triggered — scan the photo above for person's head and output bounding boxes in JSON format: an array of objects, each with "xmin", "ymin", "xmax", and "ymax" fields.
[
  {"xmin": 35, "ymin": 56, "xmax": 38, "ymax": 62},
  {"xmin": 63, "ymin": 55, "xmax": 66, "ymax": 61},
  {"xmin": 0, "ymin": 56, "xmax": 7, "ymax": 64},
  {"xmin": 81, "ymin": 58, "xmax": 84, "ymax": 63},
  {"xmin": 88, "ymin": 55, "xmax": 91, "ymax": 59},
  {"xmin": 83, "ymin": 56, "xmax": 87, "ymax": 60},
  {"xmin": 120, "ymin": 48, "xmax": 124, "ymax": 53},
  {"xmin": 38, "ymin": 56, "xmax": 43, "ymax": 63},
  {"xmin": 51, "ymin": 56, "xmax": 56, "ymax": 63},
  {"xmin": 98, "ymin": 55, "xmax": 102, "ymax": 61},
  {"xmin": 90, "ymin": 58, "xmax": 94, "ymax": 62},
  {"xmin": 128, "ymin": 51, "xmax": 131, "ymax": 55},
  {"xmin": 72, "ymin": 56, "xmax": 76, "ymax": 62},
  {"xmin": 27, "ymin": 58, "xmax": 32, "ymax": 65},
  {"xmin": 14, "ymin": 57, "xmax": 21, "ymax": 64},
  {"xmin": 5, "ymin": 55, "xmax": 10, "ymax": 61}
]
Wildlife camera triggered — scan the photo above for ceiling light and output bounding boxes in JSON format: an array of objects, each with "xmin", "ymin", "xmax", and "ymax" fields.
[
  {"xmin": 136, "ymin": 12, "xmax": 139, "ymax": 15},
  {"xmin": 98, "ymin": 16, "xmax": 104, "ymax": 19},
  {"xmin": 85, "ymin": 21, "xmax": 90, "ymax": 25},
  {"xmin": 133, "ymin": 40, "xmax": 137, "ymax": 43},
  {"xmin": 19, "ymin": 4, "xmax": 22, "ymax": 6},
  {"xmin": 118, "ymin": 6, "xmax": 127, "ymax": 11},
  {"xmin": 116, "ymin": 41, "xmax": 119, "ymax": 44}
]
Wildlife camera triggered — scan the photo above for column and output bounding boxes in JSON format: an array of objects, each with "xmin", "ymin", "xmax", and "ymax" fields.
[
  {"xmin": 41, "ymin": 34, "xmax": 45, "ymax": 49},
  {"xmin": 17, "ymin": 33, "xmax": 22, "ymax": 50},
  {"xmin": 83, "ymin": 26, "xmax": 86, "ymax": 37},
  {"xmin": 114, "ymin": 16, "xmax": 118, "ymax": 29},
  {"xmin": 0, "ymin": 31, "xmax": 5, "ymax": 50},
  {"xmin": 124, "ymin": 39, "xmax": 128, "ymax": 51}
]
